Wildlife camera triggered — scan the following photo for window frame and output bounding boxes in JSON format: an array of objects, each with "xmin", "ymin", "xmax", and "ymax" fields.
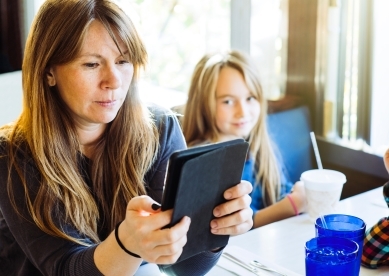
[{"xmin": 335, "ymin": 0, "xmax": 373, "ymax": 143}]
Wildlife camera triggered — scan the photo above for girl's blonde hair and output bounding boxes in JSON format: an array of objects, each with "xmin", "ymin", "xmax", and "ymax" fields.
[
  {"xmin": 182, "ymin": 50, "xmax": 280, "ymax": 206},
  {"xmin": 1, "ymin": 0, "xmax": 158, "ymax": 245}
]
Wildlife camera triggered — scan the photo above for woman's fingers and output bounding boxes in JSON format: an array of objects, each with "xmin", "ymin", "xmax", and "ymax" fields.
[
  {"xmin": 211, "ymin": 180, "xmax": 254, "ymax": 236},
  {"xmin": 123, "ymin": 196, "xmax": 192, "ymax": 264},
  {"xmin": 139, "ymin": 216, "xmax": 191, "ymax": 263},
  {"xmin": 213, "ymin": 193, "xmax": 252, "ymax": 218},
  {"xmin": 210, "ymin": 207, "xmax": 253, "ymax": 235},
  {"xmin": 223, "ymin": 180, "xmax": 253, "ymax": 200},
  {"xmin": 126, "ymin": 195, "xmax": 162, "ymax": 215},
  {"xmin": 151, "ymin": 218, "xmax": 190, "ymax": 263}
]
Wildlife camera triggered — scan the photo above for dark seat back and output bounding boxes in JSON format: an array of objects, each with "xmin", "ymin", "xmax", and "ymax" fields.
[{"xmin": 267, "ymin": 106, "xmax": 313, "ymax": 183}]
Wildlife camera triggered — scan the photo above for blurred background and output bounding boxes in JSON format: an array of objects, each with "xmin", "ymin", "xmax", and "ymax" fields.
[{"xmin": 1, "ymin": 0, "xmax": 389, "ymax": 195}]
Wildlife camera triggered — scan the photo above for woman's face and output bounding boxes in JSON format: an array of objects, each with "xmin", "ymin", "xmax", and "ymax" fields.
[
  {"xmin": 215, "ymin": 66, "xmax": 261, "ymax": 140},
  {"xmin": 48, "ymin": 20, "xmax": 133, "ymax": 129}
]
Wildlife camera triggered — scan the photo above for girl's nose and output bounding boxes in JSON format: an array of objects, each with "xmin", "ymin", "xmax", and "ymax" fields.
[{"xmin": 235, "ymin": 101, "xmax": 247, "ymax": 117}]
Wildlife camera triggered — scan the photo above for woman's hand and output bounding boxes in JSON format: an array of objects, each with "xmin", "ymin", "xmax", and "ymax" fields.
[
  {"xmin": 210, "ymin": 180, "xmax": 253, "ymax": 236},
  {"xmin": 120, "ymin": 196, "xmax": 191, "ymax": 264}
]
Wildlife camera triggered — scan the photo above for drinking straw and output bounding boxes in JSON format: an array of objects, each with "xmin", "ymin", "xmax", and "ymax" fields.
[
  {"xmin": 310, "ymin": 132, "xmax": 323, "ymax": 170},
  {"xmin": 319, "ymin": 213, "xmax": 328, "ymax": 229},
  {"xmin": 310, "ymin": 132, "xmax": 327, "ymax": 228}
]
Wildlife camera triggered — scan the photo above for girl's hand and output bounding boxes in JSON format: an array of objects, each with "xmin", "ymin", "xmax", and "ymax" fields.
[
  {"xmin": 210, "ymin": 180, "xmax": 253, "ymax": 235},
  {"xmin": 289, "ymin": 181, "xmax": 307, "ymax": 213},
  {"xmin": 120, "ymin": 196, "xmax": 191, "ymax": 264}
]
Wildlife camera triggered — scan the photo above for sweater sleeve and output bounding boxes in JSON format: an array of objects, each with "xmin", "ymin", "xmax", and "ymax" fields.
[{"xmin": 0, "ymin": 140, "xmax": 103, "ymax": 276}]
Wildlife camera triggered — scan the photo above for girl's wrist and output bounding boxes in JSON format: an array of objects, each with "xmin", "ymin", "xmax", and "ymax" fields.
[{"xmin": 286, "ymin": 194, "xmax": 299, "ymax": 216}]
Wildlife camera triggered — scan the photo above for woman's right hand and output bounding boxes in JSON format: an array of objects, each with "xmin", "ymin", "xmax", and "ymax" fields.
[{"xmin": 120, "ymin": 195, "xmax": 191, "ymax": 264}]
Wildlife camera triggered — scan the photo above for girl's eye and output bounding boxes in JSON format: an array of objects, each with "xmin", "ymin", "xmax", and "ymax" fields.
[
  {"xmin": 247, "ymin": 96, "xmax": 257, "ymax": 101},
  {"xmin": 84, "ymin": 62, "xmax": 98, "ymax": 68},
  {"xmin": 118, "ymin": 59, "xmax": 129, "ymax": 65},
  {"xmin": 222, "ymin": 99, "xmax": 234, "ymax": 105}
]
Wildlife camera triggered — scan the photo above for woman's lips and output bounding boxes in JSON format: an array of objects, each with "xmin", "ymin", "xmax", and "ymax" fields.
[{"xmin": 95, "ymin": 100, "xmax": 116, "ymax": 107}]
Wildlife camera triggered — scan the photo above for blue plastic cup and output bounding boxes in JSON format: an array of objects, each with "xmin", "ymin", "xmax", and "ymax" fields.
[
  {"xmin": 315, "ymin": 214, "xmax": 366, "ymax": 275},
  {"xmin": 305, "ymin": 236, "xmax": 359, "ymax": 276}
]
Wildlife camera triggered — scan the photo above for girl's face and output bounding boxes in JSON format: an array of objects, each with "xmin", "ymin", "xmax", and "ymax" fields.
[
  {"xmin": 215, "ymin": 66, "xmax": 261, "ymax": 140},
  {"xmin": 47, "ymin": 20, "xmax": 133, "ymax": 130}
]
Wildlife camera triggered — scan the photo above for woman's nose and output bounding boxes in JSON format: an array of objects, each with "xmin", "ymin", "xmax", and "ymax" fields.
[{"xmin": 101, "ymin": 65, "xmax": 122, "ymax": 90}]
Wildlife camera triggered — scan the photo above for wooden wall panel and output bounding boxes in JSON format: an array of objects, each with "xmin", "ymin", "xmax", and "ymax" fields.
[{"xmin": 268, "ymin": 0, "xmax": 318, "ymax": 125}]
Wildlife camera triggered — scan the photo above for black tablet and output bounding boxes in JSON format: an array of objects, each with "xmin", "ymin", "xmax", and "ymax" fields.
[
  {"xmin": 160, "ymin": 138, "xmax": 249, "ymax": 262},
  {"xmin": 161, "ymin": 138, "xmax": 247, "ymax": 211}
]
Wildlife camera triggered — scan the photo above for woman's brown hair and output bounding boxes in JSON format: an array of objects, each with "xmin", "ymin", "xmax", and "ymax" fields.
[{"xmin": 1, "ymin": 0, "xmax": 158, "ymax": 245}]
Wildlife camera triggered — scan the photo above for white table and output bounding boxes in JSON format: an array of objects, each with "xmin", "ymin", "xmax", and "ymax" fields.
[{"xmin": 209, "ymin": 187, "xmax": 389, "ymax": 275}]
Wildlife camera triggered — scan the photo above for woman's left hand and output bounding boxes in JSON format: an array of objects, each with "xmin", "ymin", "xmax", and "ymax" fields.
[{"xmin": 210, "ymin": 180, "xmax": 253, "ymax": 236}]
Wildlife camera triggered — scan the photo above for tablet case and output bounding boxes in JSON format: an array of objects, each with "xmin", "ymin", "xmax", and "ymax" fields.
[{"xmin": 162, "ymin": 139, "xmax": 249, "ymax": 262}]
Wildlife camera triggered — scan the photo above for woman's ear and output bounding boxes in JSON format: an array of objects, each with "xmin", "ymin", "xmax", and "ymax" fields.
[{"xmin": 46, "ymin": 68, "xmax": 56, "ymax": 86}]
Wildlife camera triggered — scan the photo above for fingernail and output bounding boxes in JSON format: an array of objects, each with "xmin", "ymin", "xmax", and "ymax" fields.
[
  {"xmin": 225, "ymin": 191, "xmax": 232, "ymax": 199},
  {"xmin": 151, "ymin": 203, "xmax": 161, "ymax": 210},
  {"xmin": 214, "ymin": 208, "xmax": 220, "ymax": 217},
  {"xmin": 211, "ymin": 221, "xmax": 218, "ymax": 228},
  {"xmin": 211, "ymin": 228, "xmax": 218, "ymax": 234}
]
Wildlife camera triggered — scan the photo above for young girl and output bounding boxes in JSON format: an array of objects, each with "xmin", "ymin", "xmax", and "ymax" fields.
[{"xmin": 182, "ymin": 50, "xmax": 306, "ymax": 228}]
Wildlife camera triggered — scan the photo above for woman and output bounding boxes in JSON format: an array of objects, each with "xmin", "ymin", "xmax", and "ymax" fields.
[
  {"xmin": 182, "ymin": 50, "xmax": 306, "ymax": 228},
  {"xmin": 0, "ymin": 1, "xmax": 253, "ymax": 275}
]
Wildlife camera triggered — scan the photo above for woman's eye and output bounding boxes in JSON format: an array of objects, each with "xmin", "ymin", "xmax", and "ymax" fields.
[
  {"xmin": 84, "ymin": 62, "xmax": 98, "ymax": 68},
  {"xmin": 247, "ymin": 96, "xmax": 257, "ymax": 101},
  {"xmin": 222, "ymin": 99, "xmax": 234, "ymax": 105}
]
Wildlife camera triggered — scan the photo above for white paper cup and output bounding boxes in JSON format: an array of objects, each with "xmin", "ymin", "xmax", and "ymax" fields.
[{"xmin": 301, "ymin": 169, "xmax": 346, "ymax": 222}]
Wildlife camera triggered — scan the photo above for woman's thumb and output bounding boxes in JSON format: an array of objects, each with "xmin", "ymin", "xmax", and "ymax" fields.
[{"xmin": 127, "ymin": 195, "xmax": 161, "ymax": 214}]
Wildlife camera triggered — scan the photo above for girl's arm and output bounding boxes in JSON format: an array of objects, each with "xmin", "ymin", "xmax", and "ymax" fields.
[{"xmin": 253, "ymin": 181, "xmax": 306, "ymax": 228}]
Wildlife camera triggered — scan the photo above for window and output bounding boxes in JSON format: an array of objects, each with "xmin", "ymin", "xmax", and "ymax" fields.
[
  {"xmin": 119, "ymin": 0, "xmax": 288, "ymax": 100},
  {"xmin": 319, "ymin": 0, "xmax": 389, "ymax": 157},
  {"xmin": 370, "ymin": 0, "xmax": 389, "ymax": 155},
  {"xmin": 28, "ymin": 0, "xmax": 288, "ymax": 106},
  {"xmin": 320, "ymin": 0, "xmax": 380, "ymax": 152},
  {"xmin": 117, "ymin": 0, "xmax": 230, "ymax": 95},
  {"xmin": 251, "ymin": 0, "xmax": 288, "ymax": 100}
]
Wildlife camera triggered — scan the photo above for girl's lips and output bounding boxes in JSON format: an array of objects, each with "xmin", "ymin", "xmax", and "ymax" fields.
[{"xmin": 233, "ymin": 122, "xmax": 248, "ymax": 127}]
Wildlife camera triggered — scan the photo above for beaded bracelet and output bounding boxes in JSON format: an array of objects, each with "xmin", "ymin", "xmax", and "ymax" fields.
[
  {"xmin": 115, "ymin": 221, "xmax": 141, "ymax": 258},
  {"xmin": 286, "ymin": 194, "xmax": 299, "ymax": 216}
]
